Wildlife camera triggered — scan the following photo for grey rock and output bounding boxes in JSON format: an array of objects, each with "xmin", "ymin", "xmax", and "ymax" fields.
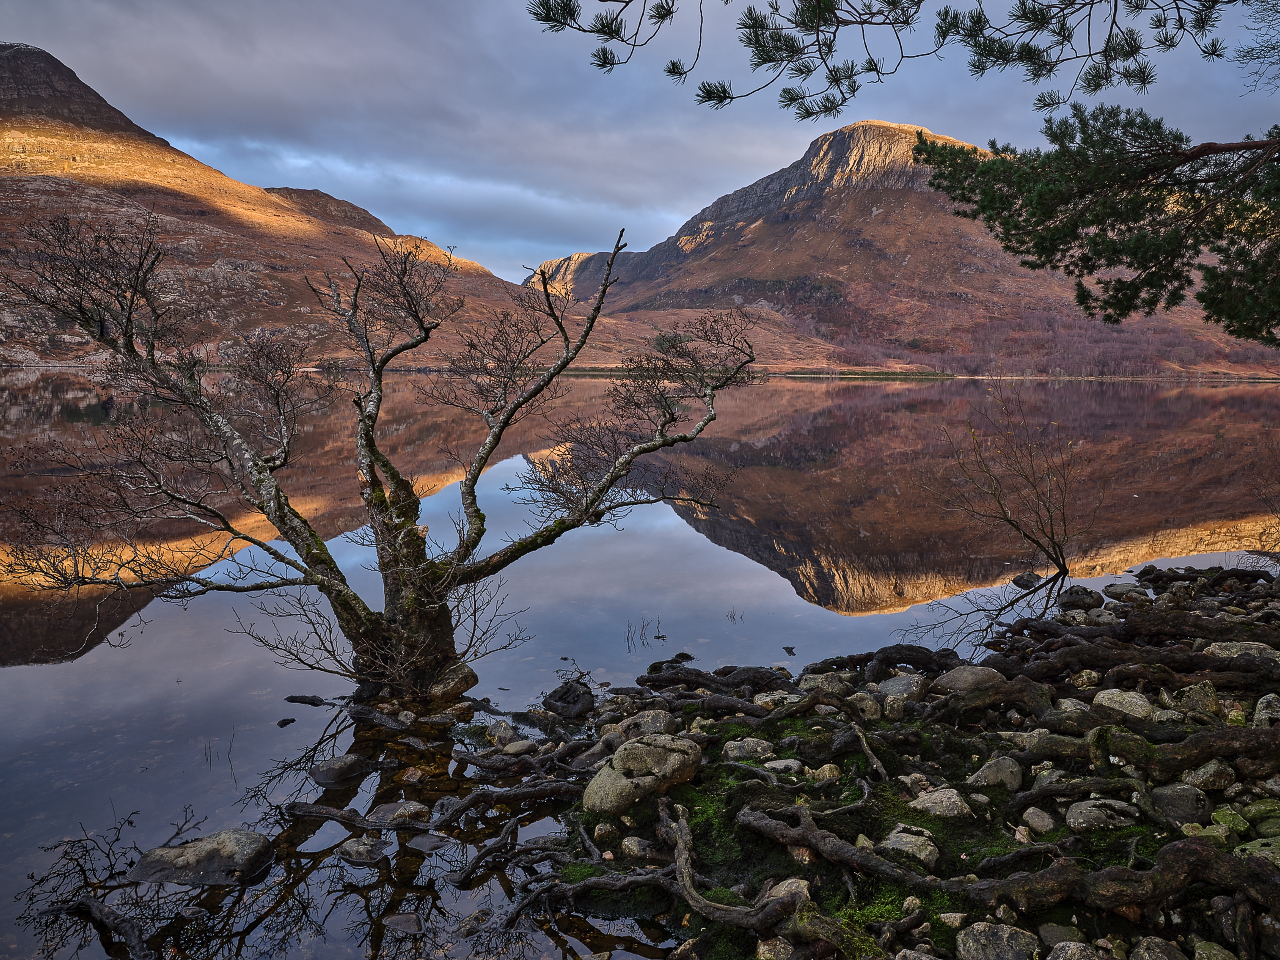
[
  {"xmin": 406, "ymin": 833, "xmax": 451, "ymax": 854},
  {"xmin": 1182, "ymin": 759, "xmax": 1237, "ymax": 791},
  {"xmin": 1048, "ymin": 945, "xmax": 1101, "ymax": 960},
  {"xmin": 582, "ymin": 734, "xmax": 701, "ymax": 814},
  {"xmin": 765, "ymin": 758, "xmax": 805, "ymax": 774},
  {"xmin": 502, "ymin": 739, "xmax": 538, "ymax": 756},
  {"xmin": 424, "ymin": 660, "xmax": 479, "ymax": 703},
  {"xmin": 967, "ymin": 756, "xmax": 1023, "ymax": 791},
  {"xmin": 1193, "ymin": 944, "xmax": 1238, "ymax": 960},
  {"xmin": 1235, "ymin": 837, "xmax": 1280, "ymax": 867},
  {"xmin": 1058, "ymin": 585, "xmax": 1106, "ymax": 612},
  {"xmin": 1057, "ymin": 698, "xmax": 1091, "ymax": 712},
  {"xmin": 956, "ymin": 921, "xmax": 1042, "ymax": 960},
  {"xmin": 367, "ymin": 800, "xmax": 431, "ymax": 824},
  {"xmin": 1130, "ymin": 938, "xmax": 1188, "ymax": 960},
  {"xmin": 756, "ymin": 938, "xmax": 796, "ymax": 960},
  {"xmin": 876, "ymin": 825, "xmax": 939, "ymax": 871},
  {"xmin": 1255, "ymin": 693, "xmax": 1280, "ymax": 729},
  {"xmin": 1023, "ymin": 807, "xmax": 1056, "ymax": 834},
  {"xmin": 847, "ymin": 692, "xmax": 881, "ymax": 721},
  {"xmin": 1039, "ymin": 923, "xmax": 1084, "ymax": 947},
  {"xmin": 1152, "ymin": 783, "xmax": 1212, "ymax": 825},
  {"xmin": 486, "ymin": 720, "xmax": 518, "ymax": 747},
  {"xmin": 383, "ymin": 913, "xmax": 426, "ymax": 933},
  {"xmin": 128, "ymin": 829, "xmax": 274, "ymax": 885},
  {"xmin": 798, "ymin": 672, "xmax": 855, "ymax": 697},
  {"xmin": 618, "ymin": 709, "xmax": 680, "ymax": 740},
  {"xmin": 1206, "ymin": 642, "xmax": 1280, "ymax": 662},
  {"xmin": 932, "ymin": 665, "xmax": 1005, "ymax": 694},
  {"xmin": 879, "ymin": 673, "xmax": 929, "ymax": 702},
  {"xmin": 909, "ymin": 788, "xmax": 972, "ymax": 817},
  {"xmin": 767, "ymin": 877, "xmax": 812, "ymax": 902},
  {"xmin": 896, "ymin": 951, "xmax": 937, "ymax": 960},
  {"xmin": 1066, "ymin": 799, "xmax": 1139, "ymax": 832},
  {"xmin": 1012, "ymin": 571, "xmax": 1044, "ymax": 589},
  {"xmin": 1171, "ymin": 681, "xmax": 1221, "ymax": 716},
  {"xmin": 884, "ymin": 695, "xmax": 906, "ymax": 721},
  {"xmin": 542, "ymin": 680, "xmax": 595, "ymax": 718},
  {"xmin": 723, "ymin": 737, "xmax": 775, "ymax": 761},
  {"xmin": 338, "ymin": 836, "xmax": 390, "ymax": 865},
  {"xmin": 1092, "ymin": 688, "xmax": 1154, "ymax": 719},
  {"xmin": 309, "ymin": 753, "xmax": 374, "ymax": 786},
  {"xmin": 620, "ymin": 835, "xmax": 668, "ymax": 861},
  {"xmin": 1153, "ymin": 709, "xmax": 1186, "ymax": 722},
  {"xmin": 1104, "ymin": 582, "xmax": 1145, "ymax": 600}
]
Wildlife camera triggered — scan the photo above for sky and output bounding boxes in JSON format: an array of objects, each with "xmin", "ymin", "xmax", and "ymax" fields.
[{"xmin": 1, "ymin": 1, "xmax": 1271, "ymax": 281}]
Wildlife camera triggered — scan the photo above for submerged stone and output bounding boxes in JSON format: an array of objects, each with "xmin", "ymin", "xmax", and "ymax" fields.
[
  {"xmin": 309, "ymin": 753, "xmax": 375, "ymax": 786},
  {"xmin": 542, "ymin": 679, "xmax": 594, "ymax": 718}
]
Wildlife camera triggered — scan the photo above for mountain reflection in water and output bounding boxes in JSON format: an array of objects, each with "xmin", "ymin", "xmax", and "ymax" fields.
[{"xmin": 1, "ymin": 373, "xmax": 1279, "ymax": 958}]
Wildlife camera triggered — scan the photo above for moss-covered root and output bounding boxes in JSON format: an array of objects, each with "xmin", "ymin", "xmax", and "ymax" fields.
[{"xmin": 784, "ymin": 900, "xmax": 882, "ymax": 959}]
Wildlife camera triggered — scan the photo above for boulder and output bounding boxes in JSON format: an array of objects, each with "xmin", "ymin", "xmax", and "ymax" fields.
[
  {"xmin": 582, "ymin": 734, "xmax": 701, "ymax": 815},
  {"xmin": 1171, "ymin": 681, "xmax": 1221, "ymax": 716},
  {"xmin": 1023, "ymin": 807, "xmax": 1056, "ymax": 834},
  {"xmin": 956, "ymin": 922, "xmax": 1042, "ymax": 960},
  {"xmin": 1066, "ymin": 799, "xmax": 1139, "ymax": 832},
  {"xmin": 798, "ymin": 672, "xmax": 855, "ymax": 697},
  {"xmin": 1093, "ymin": 689, "xmax": 1154, "ymax": 719},
  {"xmin": 847, "ymin": 692, "xmax": 881, "ymax": 721},
  {"xmin": 1182, "ymin": 759, "xmax": 1237, "ymax": 791},
  {"xmin": 967, "ymin": 757, "xmax": 1023, "ymax": 791},
  {"xmin": 1152, "ymin": 783, "xmax": 1212, "ymax": 825},
  {"xmin": 723, "ymin": 738, "xmax": 775, "ymax": 761},
  {"xmin": 424, "ymin": 661, "xmax": 479, "ymax": 703},
  {"xmin": 309, "ymin": 753, "xmax": 375, "ymax": 786},
  {"xmin": 618, "ymin": 709, "xmax": 681, "ymax": 740},
  {"xmin": 1012, "ymin": 572, "xmax": 1044, "ymax": 590},
  {"xmin": 128, "ymin": 829, "xmax": 274, "ymax": 885},
  {"xmin": 1058, "ymin": 585, "xmax": 1106, "ymax": 612},
  {"xmin": 932, "ymin": 665, "xmax": 1004, "ymax": 694},
  {"xmin": 876, "ymin": 825, "xmax": 939, "ymax": 871},
  {"xmin": 1130, "ymin": 940, "xmax": 1188, "ymax": 960},
  {"xmin": 1047, "ymin": 945, "xmax": 1101, "ymax": 960},
  {"xmin": 909, "ymin": 788, "xmax": 973, "ymax": 818},
  {"xmin": 879, "ymin": 674, "xmax": 929, "ymax": 702},
  {"xmin": 1206, "ymin": 642, "xmax": 1280, "ymax": 662},
  {"xmin": 542, "ymin": 680, "xmax": 595, "ymax": 718},
  {"xmin": 1104, "ymin": 582, "xmax": 1145, "ymax": 600}
]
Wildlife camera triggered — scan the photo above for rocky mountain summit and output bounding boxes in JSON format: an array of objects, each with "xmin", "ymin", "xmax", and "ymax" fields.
[
  {"xmin": 533, "ymin": 121, "xmax": 1280, "ymax": 378},
  {"xmin": 0, "ymin": 42, "xmax": 158, "ymax": 137}
]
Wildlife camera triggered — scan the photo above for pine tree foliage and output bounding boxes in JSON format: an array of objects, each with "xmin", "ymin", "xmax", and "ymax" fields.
[{"xmin": 915, "ymin": 106, "xmax": 1280, "ymax": 342}]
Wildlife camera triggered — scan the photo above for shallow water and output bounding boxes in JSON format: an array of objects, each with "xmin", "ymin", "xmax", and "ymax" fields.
[{"xmin": 2, "ymin": 375, "xmax": 1279, "ymax": 958}]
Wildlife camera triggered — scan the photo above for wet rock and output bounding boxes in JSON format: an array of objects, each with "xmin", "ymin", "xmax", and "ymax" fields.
[
  {"xmin": 180, "ymin": 906, "xmax": 208, "ymax": 919},
  {"xmin": 1066, "ymin": 799, "xmax": 1139, "ymax": 832},
  {"xmin": 128, "ymin": 829, "xmax": 274, "ymax": 885},
  {"xmin": 765, "ymin": 758, "xmax": 804, "ymax": 775},
  {"xmin": 1048, "ymin": 945, "xmax": 1101, "ymax": 960},
  {"xmin": 502, "ymin": 739, "xmax": 537, "ymax": 756},
  {"xmin": 368, "ymin": 800, "xmax": 431, "ymax": 823},
  {"xmin": 618, "ymin": 709, "xmax": 680, "ymax": 740},
  {"xmin": 847, "ymin": 691, "xmax": 881, "ymax": 721},
  {"xmin": 879, "ymin": 674, "xmax": 929, "ymax": 702},
  {"xmin": 543, "ymin": 680, "xmax": 595, "ymax": 718},
  {"xmin": 1152, "ymin": 784, "xmax": 1212, "ymax": 825},
  {"xmin": 876, "ymin": 825, "xmax": 939, "ymax": 870},
  {"xmin": 486, "ymin": 720, "xmax": 518, "ymax": 747},
  {"xmin": 582, "ymin": 734, "xmax": 701, "ymax": 815},
  {"xmin": 276, "ymin": 717, "xmax": 295, "ymax": 728},
  {"xmin": 723, "ymin": 738, "xmax": 775, "ymax": 761},
  {"xmin": 424, "ymin": 661, "xmax": 479, "ymax": 704},
  {"xmin": 455, "ymin": 908, "xmax": 491, "ymax": 937},
  {"xmin": 383, "ymin": 912, "xmax": 426, "ymax": 933},
  {"xmin": 909, "ymin": 788, "xmax": 973, "ymax": 817},
  {"xmin": 1012, "ymin": 571, "xmax": 1044, "ymax": 589},
  {"xmin": 406, "ymin": 834, "xmax": 451, "ymax": 854},
  {"xmin": 338, "ymin": 836, "xmax": 390, "ymax": 865},
  {"xmin": 1059, "ymin": 585, "xmax": 1106, "ymax": 612},
  {"xmin": 1023, "ymin": 807, "xmax": 1056, "ymax": 834},
  {"xmin": 1205, "ymin": 641, "xmax": 1280, "ymax": 662},
  {"xmin": 1093, "ymin": 689, "xmax": 1154, "ymax": 719},
  {"xmin": 1254, "ymin": 693, "xmax": 1280, "ymax": 728},
  {"xmin": 1130, "ymin": 937, "xmax": 1188, "ymax": 960},
  {"xmin": 933, "ymin": 665, "xmax": 1005, "ymax": 694},
  {"xmin": 798, "ymin": 672, "xmax": 855, "ymax": 696},
  {"xmin": 1182, "ymin": 759, "xmax": 1237, "ymax": 791},
  {"xmin": 309, "ymin": 753, "xmax": 375, "ymax": 786},
  {"xmin": 967, "ymin": 756, "xmax": 1023, "ymax": 791},
  {"xmin": 956, "ymin": 921, "xmax": 1042, "ymax": 960},
  {"xmin": 285, "ymin": 695, "xmax": 327, "ymax": 707}
]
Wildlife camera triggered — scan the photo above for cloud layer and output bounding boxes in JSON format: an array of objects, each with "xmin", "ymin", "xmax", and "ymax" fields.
[{"xmin": 0, "ymin": 0, "xmax": 1268, "ymax": 280}]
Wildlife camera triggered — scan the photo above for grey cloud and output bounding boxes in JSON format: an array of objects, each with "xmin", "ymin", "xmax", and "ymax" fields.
[{"xmin": 0, "ymin": 0, "xmax": 1270, "ymax": 280}]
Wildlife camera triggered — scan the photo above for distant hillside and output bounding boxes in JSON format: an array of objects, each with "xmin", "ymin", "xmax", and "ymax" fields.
[{"xmin": 534, "ymin": 120, "xmax": 1280, "ymax": 378}]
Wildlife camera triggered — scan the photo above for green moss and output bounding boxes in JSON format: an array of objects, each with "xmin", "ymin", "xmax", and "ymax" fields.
[
  {"xmin": 703, "ymin": 887, "xmax": 749, "ymax": 907},
  {"xmin": 559, "ymin": 862, "xmax": 607, "ymax": 884}
]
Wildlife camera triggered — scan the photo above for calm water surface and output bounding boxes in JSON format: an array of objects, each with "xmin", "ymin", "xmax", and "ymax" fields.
[{"xmin": 2, "ymin": 377, "xmax": 1278, "ymax": 959}]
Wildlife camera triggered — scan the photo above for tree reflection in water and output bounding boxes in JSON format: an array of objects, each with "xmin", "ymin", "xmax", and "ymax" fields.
[{"xmin": 20, "ymin": 701, "xmax": 669, "ymax": 959}]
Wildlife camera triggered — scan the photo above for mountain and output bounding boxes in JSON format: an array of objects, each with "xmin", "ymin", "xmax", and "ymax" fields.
[{"xmin": 534, "ymin": 120, "xmax": 1280, "ymax": 378}]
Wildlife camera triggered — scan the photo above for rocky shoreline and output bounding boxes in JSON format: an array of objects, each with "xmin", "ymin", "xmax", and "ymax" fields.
[{"xmin": 449, "ymin": 562, "xmax": 1280, "ymax": 960}]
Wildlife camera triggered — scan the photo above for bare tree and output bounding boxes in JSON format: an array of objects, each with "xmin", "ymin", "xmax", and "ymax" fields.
[
  {"xmin": 938, "ymin": 382, "xmax": 1105, "ymax": 577},
  {"xmin": 0, "ymin": 215, "xmax": 757, "ymax": 698}
]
